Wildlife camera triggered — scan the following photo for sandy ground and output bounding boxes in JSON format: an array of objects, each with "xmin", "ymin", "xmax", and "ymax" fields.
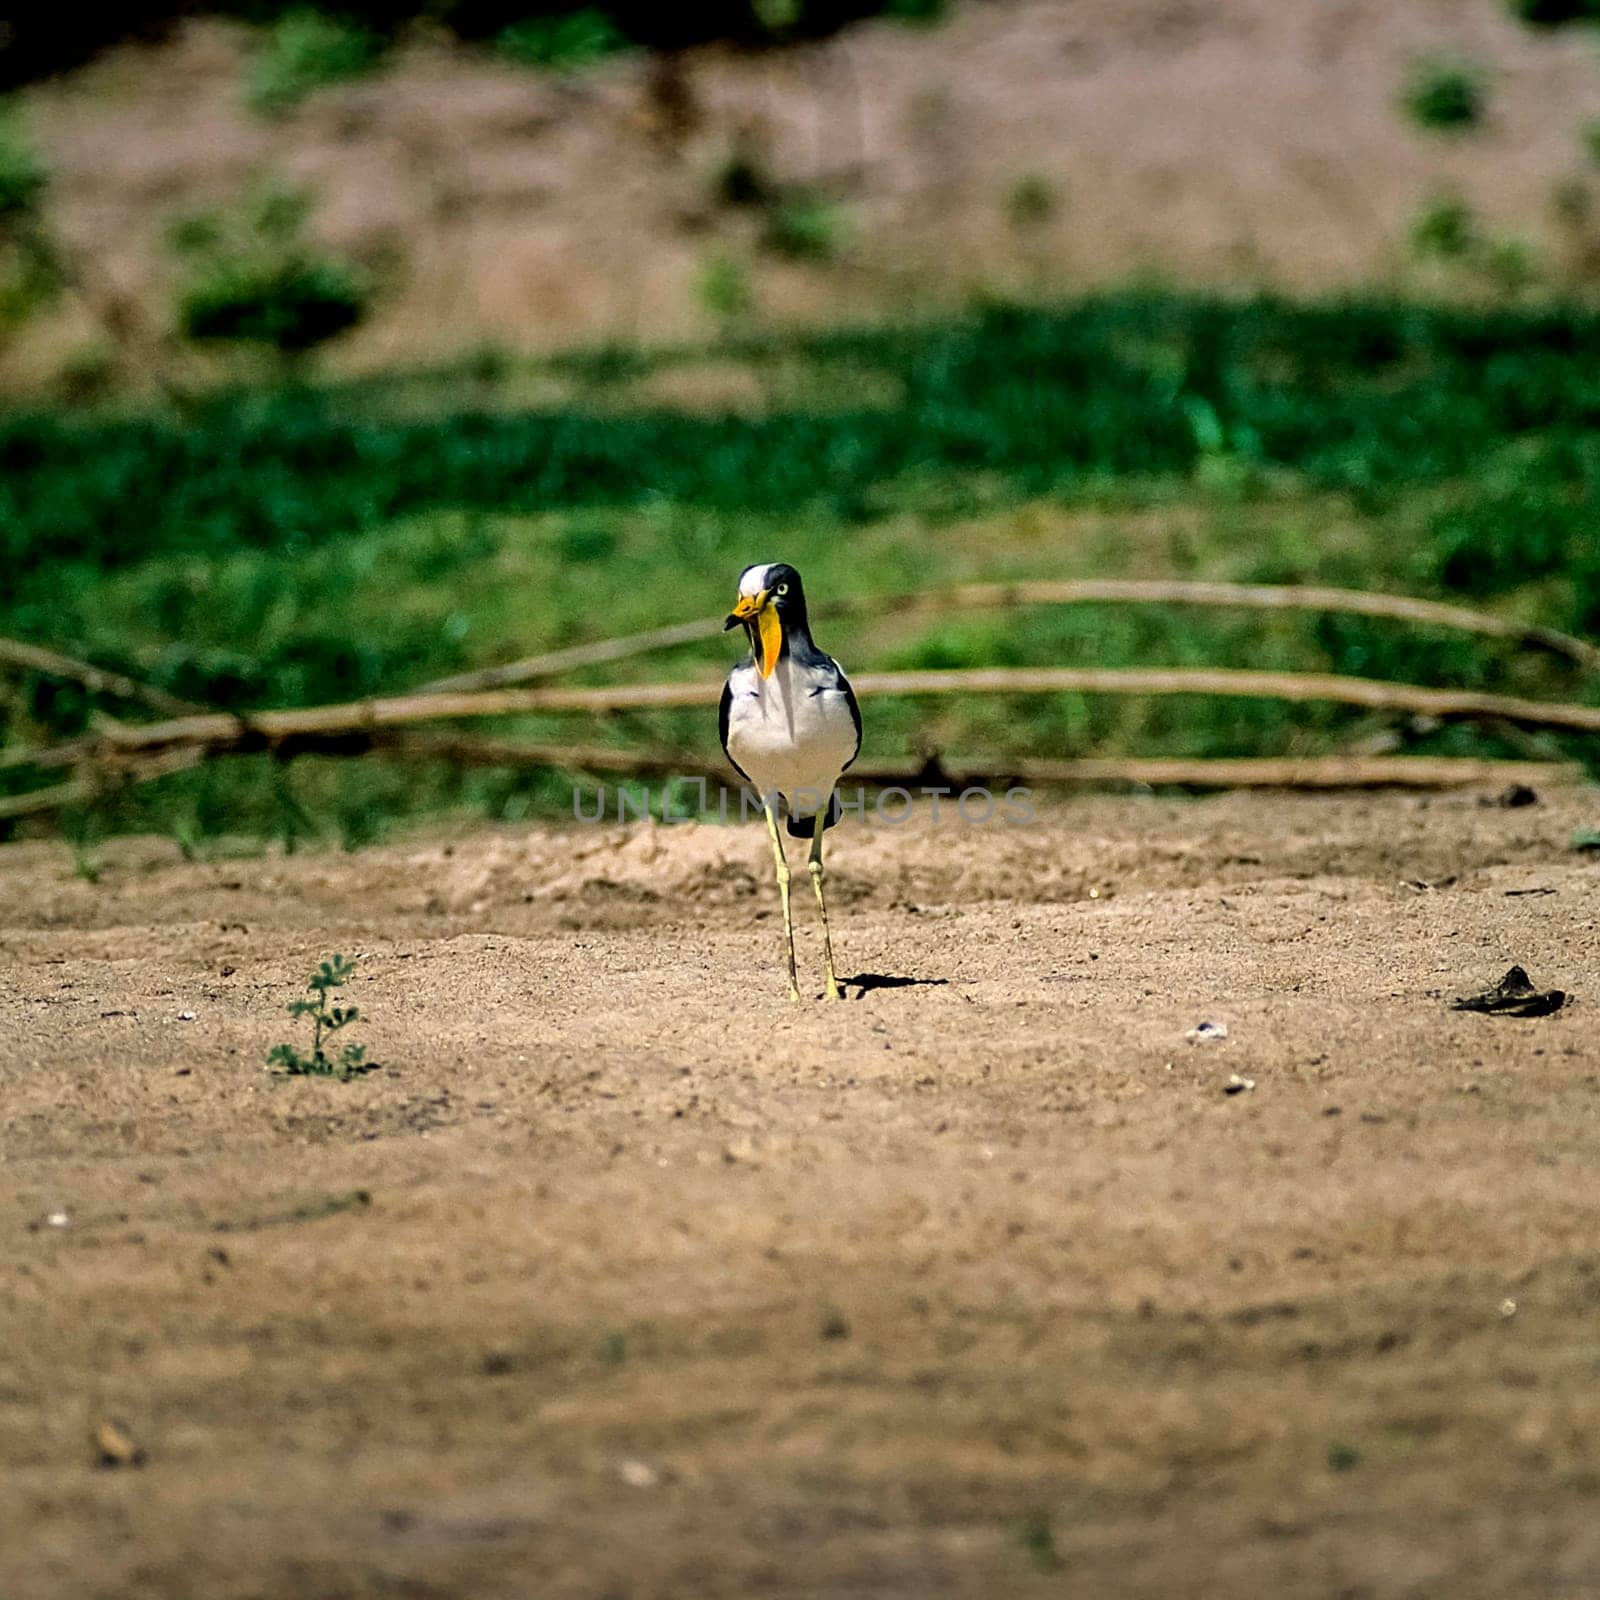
[
  {"xmin": 4, "ymin": 788, "xmax": 1600, "ymax": 1597},
  {"xmin": 14, "ymin": 0, "xmax": 1600, "ymax": 384}
]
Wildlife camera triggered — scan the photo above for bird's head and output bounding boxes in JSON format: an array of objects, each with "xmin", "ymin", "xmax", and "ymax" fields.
[{"xmin": 724, "ymin": 562, "xmax": 805, "ymax": 679}]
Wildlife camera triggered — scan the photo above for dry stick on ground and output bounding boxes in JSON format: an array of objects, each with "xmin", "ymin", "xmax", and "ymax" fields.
[
  {"xmin": 913, "ymin": 581, "xmax": 1600, "ymax": 672},
  {"xmin": 0, "ymin": 637, "xmax": 203, "ymax": 717},
  {"xmin": 0, "ymin": 636, "xmax": 203, "ymax": 720},
  {"xmin": 413, "ymin": 580, "xmax": 1600, "ymax": 695},
  {"xmin": 8, "ymin": 666, "xmax": 1600, "ymax": 783},
  {"xmin": 418, "ymin": 616, "xmax": 725, "ymax": 695},
  {"xmin": 0, "ymin": 747, "xmax": 210, "ymax": 822}
]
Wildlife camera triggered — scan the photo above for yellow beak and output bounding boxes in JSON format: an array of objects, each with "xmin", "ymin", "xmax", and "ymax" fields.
[{"xmin": 726, "ymin": 590, "xmax": 783, "ymax": 679}]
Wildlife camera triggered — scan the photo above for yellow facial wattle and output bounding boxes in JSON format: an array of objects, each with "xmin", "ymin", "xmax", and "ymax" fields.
[{"xmin": 728, "ymin": 590, "xmax": 783, "ymax": 679}]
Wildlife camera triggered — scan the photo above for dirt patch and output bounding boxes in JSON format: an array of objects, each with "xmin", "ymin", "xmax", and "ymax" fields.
[
  {"xmin": 14, "ymin": 0, "xmax": 1600, "ymax": 383},
  {"xmin": 4, "ymin": 788, "xmax": 1600, "ymax": 1596}
]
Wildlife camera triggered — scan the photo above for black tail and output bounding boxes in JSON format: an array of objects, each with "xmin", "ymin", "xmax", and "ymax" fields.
[{"xmin": 787, "ymin": 791, "xmax": 841, "ymax": 837}]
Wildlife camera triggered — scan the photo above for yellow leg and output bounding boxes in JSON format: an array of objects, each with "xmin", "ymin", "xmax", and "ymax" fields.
[
  {"xmin": 763, "ymin": 800, "xmax": 800, "ymax": 1002},
  {"xmin": 810, "ymin": 810, "xmax": 842, "ymax": 1001}
]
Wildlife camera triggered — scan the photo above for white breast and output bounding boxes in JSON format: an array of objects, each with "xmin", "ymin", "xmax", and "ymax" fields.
[{"xmin": 725, "ymin": 658, "xmax": 858, "ymax": 818}]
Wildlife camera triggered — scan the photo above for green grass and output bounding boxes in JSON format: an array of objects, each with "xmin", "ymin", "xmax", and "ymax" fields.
[
  {"xmin": 1410, "ymin": 192, "xmax": 1477, "ymax": 263},
  {"xmin": 1016, "ymin": 1510, "xmax": 1065, "ymax": 1573},
  {"xmin": 267, "ymin": 953, "xmax": 374, "ymax": 1079},
  {"xmin": 4, "ymin": 291, "xmax": 1600, "ymax": 844},
  {"xmin": 0, "ymin": 110, "xmax": 47, "ymax": 222},
  {"xmin": 170, "ymin": 182, "xmax": 370, "ymax": 356},
  {"xmin": 762, "ymin": 192, "xmax": 852, "ymax": 261},
  {"xmin": 245, "ymin": 8, "xmax": 386, "ymax": 116},
  {"xmin": 495, "ymin": 9, "xmax": 629, "ymax": 70},
  {"xmin": 1402, "ymin": 58, "xmax": 1487, "ymax": 135}
]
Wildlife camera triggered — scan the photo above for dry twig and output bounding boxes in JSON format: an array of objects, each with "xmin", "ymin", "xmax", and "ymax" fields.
[
  {"xmin": 9, "ymin": 666, "xmax": 1600, "ymax": 783},
  {"xmin": 413, "ymin": 580, "xmax": 1600, "ymax": 695},
  {"xmin": 0, "ymin": 637, "xmax": 201, "ymax": 716}
]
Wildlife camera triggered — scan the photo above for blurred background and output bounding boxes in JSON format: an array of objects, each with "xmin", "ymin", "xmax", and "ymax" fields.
[{"xmin": 4, "ymin": 0, "xmax": 1600, "ymax": 851}]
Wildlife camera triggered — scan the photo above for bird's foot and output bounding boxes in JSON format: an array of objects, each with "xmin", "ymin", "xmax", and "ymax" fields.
[
  {"xmin": 823, "ymin": 977, "xmax": 843, "ymax": 1001},
  {"xmin": 787, "ymin": 984, "xmax": 801, "ymax": 1003}
]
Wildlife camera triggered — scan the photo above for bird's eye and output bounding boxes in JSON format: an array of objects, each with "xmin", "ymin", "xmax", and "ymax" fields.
[{"xmin": 775, "ymin": 582, "xmax": 789, "ymax": 596}]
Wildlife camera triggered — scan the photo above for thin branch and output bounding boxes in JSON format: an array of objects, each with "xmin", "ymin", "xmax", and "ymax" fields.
[
  {"xmin": 0, "ymin": 747, "xmax": 208, "ymax": 821},
  {"xmin": 0, "ymin": 637, "xmax": 202, "ymax": 715},
  {"xmin": 896, "ymin": 581, "xmax": 1600, "ymax": 672},
  {"xmin": 0, "ymin": 775, "xmax": 95, "ymax": 821},
  {"xmin": 412, "ymin": 579, "xmax": 1600, "ymax": 694},
  {"xmin": 7, "ymin": 665, "xmax": 1600, "ymax": 783},
  {"xmin": 415, "ymin": 616, "xmax": 723, "ymax": 694},
  {"xmin": 839, "ymin": 666, "xmax": 1600, "ymax": 732}
]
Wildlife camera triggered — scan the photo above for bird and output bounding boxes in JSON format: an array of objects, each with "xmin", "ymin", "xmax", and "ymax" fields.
[{"xmin": 720, "ymin": 562, "xmax": 862, "ymax": 1001}]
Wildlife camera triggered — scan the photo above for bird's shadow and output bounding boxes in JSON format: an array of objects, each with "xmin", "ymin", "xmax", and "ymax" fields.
[{"xmin": 841, "ymin": 972, "xmax": 948, "ymax": 998}]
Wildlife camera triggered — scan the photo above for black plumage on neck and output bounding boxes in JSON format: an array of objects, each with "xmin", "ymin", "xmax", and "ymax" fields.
[{"xmin": 777, "ymin": 607, "xmax": 825, "ymax": 666}]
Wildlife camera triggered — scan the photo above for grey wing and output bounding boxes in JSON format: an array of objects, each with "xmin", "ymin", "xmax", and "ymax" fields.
[{"xmin": 719, "ymin": 675, "xmax": 751, "ymax": 782}]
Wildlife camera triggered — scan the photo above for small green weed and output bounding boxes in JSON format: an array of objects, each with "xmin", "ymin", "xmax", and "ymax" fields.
[
  {"xmin": 286, "ymin": 1187, "xmax": 372, "ymax": 1221},
  {"xmin": 752, "ymin": 0, "xmax": 803, "ymax": 33},
  {"xmin": 713, "ymin": 146, "xmax": 773, "ymax": 209},
  {"xmin": 1410, "ymin": 191, "xmax": 1476, "ymax": 261},
  {"xmin": 0, "ymin": 109, "xmax": 60, "ymax": 329},
  {"xmin": 1183, "ymin": 393, "xmax": 1262, "ymax": 494},
  {"xmin": 1326, "ymin": 1439, "xmax": 1364, "ymax": 1473},
  {"xmin": 171, "ymin": 180, "xmax": 371, "ymax": 358},
  {"xmin": 763, "ymin": 192, "xmax": 851, "ymax": 261},
  {"xmin": 63, "ymin": 809, "xmax": 102, "ymax": 884},
  {"xmin": 1584, "ymin": 119, "xmax": 1600, "ymax": 169},
  {"xmin": 267, "ymin": 953, "xmax": 375, "ymax": 1079},
  {"xmin": 1379, "ymin": 1416, "xmax": 1442, "ymax": 1453},
  {"xmin": 52, "ymin": 338, "xmax": 117, "ymax": 402},
  {"xmin": 1408, "ymin": 191, "xmax": 1539, "ymax": 289},
  {"xmin": 1550, "ymin": 177, "xmax": 1590, "ymax": 228},
  {"xmin": 1479, "ymin": 234, "xmax": 1537, "ymax": 292},
  {"xmin": 496, "ymin": 9, "xmax": 627, "ymax": 70},
  {"xmin": 1403, "ymin": 59, "xmax": 1486, "ymax": 134},
  {"xmin": 0, "ymin": 111, "xmax": 47, "ymax": 222},
  {"xmin": 247, "ymin": 9, "xmax": 386, "ymax": 117},
  {"xmin": 696, "ymin": 249, "xmax": 754, "ymax": 320},
  {"xmin": 1004, "ymin": 172, "xmax": 1058, "ymax": 229},
  {"xmin": 213, "ymin": 1187, "xmax": 372, "ymax": 1232},
  {"xmin": 1017, "ymin": 1510, "xmax": 1065, "ymax": 1573}
]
